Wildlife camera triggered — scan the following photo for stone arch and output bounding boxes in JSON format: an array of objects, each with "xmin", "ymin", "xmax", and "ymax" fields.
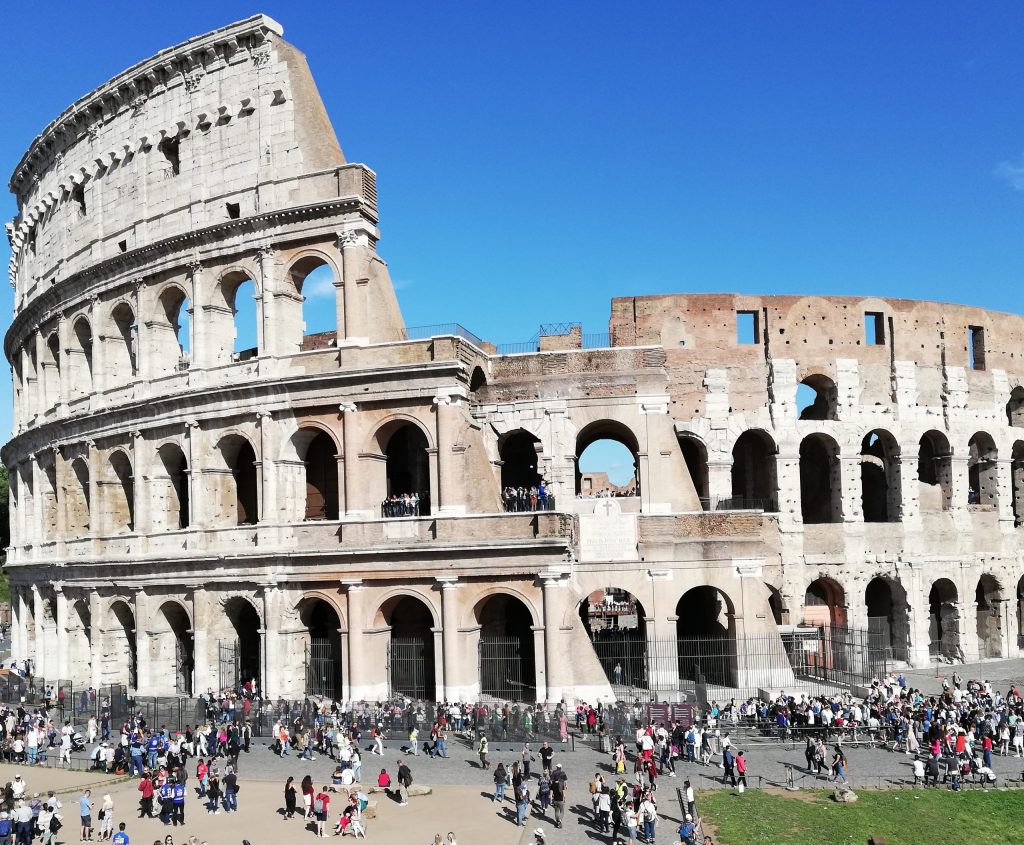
[
  {"xmin": 467, "ymin": 586, "xmax": 542, "ymax": 629},
  {"xmin": 918, "ymin": 430, "xmax": 952, "ymax": 512},
  {"xmin": 69, "ymin": 315, "xmax": 94, "ymax": 397},
  {"xmin": 860, "ymin": 429, "xmax": 901, "ymax": 523},
  {"xmin": 676, "ymin": 586, "xmax": 737, "ymax": 687},
  {"xmin": 213, "ymin": 433, "xmax": 259, "ymax": 525},
  {"xmin": 43, "ymin": 330, "xmax": 61, "ymax": 409},
  {"xmin": 731, "ymin": 428, "xmax": 778, "ymax": 511},
  {"xmin": 797, "ymin": 373, "xmax": 838, "ymax": 421},
  {"xmin": 373, "ymin": 588, "xmax": 441, "ymax": 628},
  {"xmin": 283, "ymin": 251, "xmax": 341, "ymax": 351},
  {"xmin": 469, "ymin": 366, "xmax": 487, "ymax": 393},
  {"xmin": 975, "ymin": 574, "xmax": 1004, "ymax": 659},
  {"xmin": 499, "ymin": 429, "xmax": 543, "ymax": 492},
  {"xmin": 153, "ymin": 600, "xmax": 194, "ymax": 695},
  {"xmin": 222, "ymin": 595, "xmax": 262, "ymax": 688},
  {"xmin": 1011, "ymin": 441, "xmax": 1024, "ymax": 526},
  {"xmin": 287, "ymin": 426, "xmax": 340, "ymax": 521},
  {"xmin": 804, "ymin": 576, "xmax": 847, "ymax": 628},
  {"xmin": 152, "ymin": 283, "xmax": 191, "ymax": 376},
  {"xmin": 928, "ymin": 578, "xmax": 961, "ymax": 661},
  {"xmin": 298, "ymin": 595, "xmax": 345, "ymax": 699},
  {"xmin": 677, "ymin": 431, "xmax": 709, "ymax": 506},
  {"xmin": 1007, "ymin": 386, "xmax": 1024, "ymax": 428},
  {"xmin": 578, "ymin": 587, "xmax": 648, "ymax": 690},
  {"xmin": 372, "ymin": 417, "xmax": 432, "ymax": 515},
  {"xmin": 66, "ymin": 456, "xmax": 91, "ymax": 537},
  {"xmin": 865, "ymin": 576, "xmax": 910, "ymax": 662},
  {"xmin": 474, "ymin": 591, "xmax": 538, "ymax": 701},
  {"xmin": 576, "ymin": 419, "xmax": 641, "ymax": 497},
  {"xmin": 40, "ymin": 460, "xmax": 58, "ymax": 541},
  {"xmin": 211, "ymin": 268, "xmax": 260, "ymax": 365},
  {"xmin": 154, "ymin": 442, "xmax": 189, "ymax": 530},
  {"xmin": 377, "ymin": 593, "xmax": 438, "ymax": 699},
  {"xmin": 799, "ymin": 433, "xmax": 842, "ymax": 523},
  {"xmin": 108, "ymin": 301, "xmax": 138, "ymax": 383},
  {"xmin": 968, "ymin": 432, "xmax": 999, "ymax": 508},
  {"xmin": 107, "ymin": 448, "xmax": 135, "ymax": 533},
  {"xmin": 107, "ymin": 599, "xmax": 137, "ymax": 689}
]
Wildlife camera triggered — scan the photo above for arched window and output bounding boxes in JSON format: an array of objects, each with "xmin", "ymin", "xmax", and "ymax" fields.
[
  {"xmin": 210, "ymin": 272, "xmax": 259, "ymax": 365},
  {"xmin": 382, "ymin": 423, "xmax": 430, "ymax": 515},
  {"xmin": 865, "ymin": 577, "xmax": 909, "ymax": 662},
  {"xmin": 109, "ymin": 303, "xmax": 138, "ymax": 382},
  {"xmin": 153, "ymin": 286, "xmax": 191, "ymax": 377},
  {"xmin": 108, "ymin": 601, "xmax": 138, "ymax": 689},
  {"xmin": 579, "ymin": 587, "xmax": 648, "ymax": 690},
  {"xmin": 43, "ymin": 333, "xmax": 61, "ymax": 409},
  {"xmin": 967, "ymin": 432, "xmax": 998, "ymax": 508},
  {"xmin": 677, "ymin": 433, "xmax": 708, "ymax": 507},
  {"xmin": 976, "ymin": 575, "xmax": 1003, "ymax": 659},
  {"xmin": 67, "ymin": 457, "xmax": 91, "ymax": 537},
  {"xmin": 214, "ymin": 435, "xmax": 258, "ymax": 525},
  {"xmin": 107, "ymin": 450, "xmax": 134, "ymax": 533},
  {"xmin": 223, "ymin": 597, "xmax": 261, "ymax": 687},
  {"xmin": 804, "ymin": 578, "xmax": 846, "ymax": 628},
  {"xmin": 1007, "ymin": 386, "xmax": 1024, "ymax": 428},
  {"xmin": 155, "ymin": 602, "xmax": 194, "ymax": 695},
  {"xmin": 476, "ymin": 594, "xmax": 537, "ymax": 701},
  {"xmin": 860, "ymin": 429, "xmax": 901, "ymax": 523},
  {"xmin": 928, "ymin": 579, "xmax": 961, "ymax": 660},
  {"xmin": 304, "ymin": 431, "xmax": 339, "ymax": 520},
  {"xmin": 379, "ymin": 595, "xmax": 438, "ymax": 700},
  {"xmin": 676, "ymin": 587, "xmax": 736, "ymax": 687},
  {"xmin": 156, "ymin": 444, "xmax": 189, "ymax": 530},
  {"xmin": 1012, "ymin": 441, "xmax": 1024, "ymax": 527},
  {"xmin": 731, "ymin": 430, "xmax": 778, "ymax": 511},
  {"xmin": 499, "ymin": 430, "xmax": 543, "ymax": 491},
  {"xmin": 797, "ymin": 374, "xmax": 838, "ymax": 421},
  {"xmin": 918, "ymin": 430, "xmax": 952, "ymax": 512},
  {"xmin": 70, "ymin": 317, "xmax": 94, "ymax": 398},
  {"xmin": 282, "ymin": 257, "xmax": 338, "ymax": 352},
  {"xmin": 300, "ymin": 598, "xmax": 344, "ymax": 699},
  {"xmin": 799, "ymin": 434, "xmax": 841, "ymax": 523},
  {"xmin": 576, "ymin": 421, "xmax": 640, "ymax": 497}
]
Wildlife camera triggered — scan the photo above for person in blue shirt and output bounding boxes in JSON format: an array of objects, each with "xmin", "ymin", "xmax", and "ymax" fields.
[
  {"xmin": 159, "ymin": 782, "xmax": 173, "ymax": 825},
  {"xmin": 112, "ymin": 822, "xmax": 129, "ymax": 845},
  {"xmin": 171, "ymin": 779, "xmax": 186, "ymax": 826},
  {"xmin": 677, "ymin": 814, "xmax": 697, "ymax": 844},
  {"xmin": 146, "ymin": 735, "xmax": 161, "ymax": 770}
]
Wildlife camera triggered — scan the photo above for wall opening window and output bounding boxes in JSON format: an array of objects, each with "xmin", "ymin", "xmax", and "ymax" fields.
[
  {"xmin": 736, "ymin": 311, "xmax": 759, "ymax": 345},
  {"xmin": 797, "ymin": 374, "xmax": 838, "ymax": 421},
  {"xmin": 226, "ymin": 202, "xmax": 240, "ymax": 220},
  {"xmin": 576, "ymin": 421, "xmax": 640, "ymax": 497},
  {"xmin": 969, "ymin": 325, "xmax": 986, "ymax": 371},
  {"xmin": 71, "ymin": 182, "xmax": 86, "ymax": 216},
  {"xmin": 159, "ymin": 136, "xmax": 181, "ymax": 175},
  {"xmin": 865, "ymin": 312, "xmax": 885, "ymax": 345}
]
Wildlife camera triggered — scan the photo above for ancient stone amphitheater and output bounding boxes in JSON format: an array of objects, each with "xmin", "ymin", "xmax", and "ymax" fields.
[{"xmin": 4, "ymin": 15, "xmax": 1024, "ymax": 703}]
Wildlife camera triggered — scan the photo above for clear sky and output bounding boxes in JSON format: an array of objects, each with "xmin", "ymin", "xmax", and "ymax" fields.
[{"xmin": 3, "ymin": 2, "xmax": 1024, "ymax": 451}]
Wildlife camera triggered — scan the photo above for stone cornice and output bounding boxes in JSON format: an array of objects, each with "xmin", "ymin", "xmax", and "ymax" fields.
[{"xmin": 9, "ymin": 15, "xmax": 282, "ymax": 195}]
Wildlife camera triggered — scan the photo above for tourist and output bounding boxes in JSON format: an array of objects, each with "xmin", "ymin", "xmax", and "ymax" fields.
[
  {"xmin": 678, "ymin": 814, "xmax": 697, "ymax": 844},
  {"xmin": 80, "ymin": 789, "xmax": 94, "ymax": 842},
  {"xmin": 313, "ymin": 785, "xmax": 330, "ymax": 838},
  {"xmin": 222, "ymin": 767, "xmax": 238, "ymax": 813},
  {"xmin": 515, "ymin": 780, "xmax": 530, "ymax": 827},
  {"xmin": 478, "ymin": 735, "xmax": 489, "ymax": 769},
  {"xmin": 284, "ymin": 776, "xmax": 297, "ymax": 820},
  {"xmin": 396, "ymin": 760, "xmax": 412, "ymax": 806},
  {"xmin": 112, "ymin": 824, "xmax": 129, "ymax": 845},
  {"xmin": 98, "ymin": 794, "xmax": 114, "ymax": 841},
  {"xmin": 301, "ymin": 774, "xmax": 314, "ymax": 818},
  {"xmin": 492, "ymin": 763, "xmax": 508, "ymax": 802},
  {"xmin": 736, "ymin": 751, "xmax": 747, "ymax": 789},
  {"xmin": 204, "ymin": 773, "xmax": 220, "ymax": 815}
]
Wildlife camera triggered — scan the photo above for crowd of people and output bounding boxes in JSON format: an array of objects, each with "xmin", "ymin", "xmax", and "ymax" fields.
[
  {"xmin": 380, "ymin": 494, "xmax": 425, "ymax": 518},
  {"xmin": 501, "ymin": 484, "xmax": 551, "ymax": 512}
]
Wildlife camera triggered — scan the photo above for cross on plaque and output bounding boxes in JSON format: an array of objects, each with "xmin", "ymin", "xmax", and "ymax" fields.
[{"xmin": 597, "ymin": 499, "xmax": 616, "ymax": 517}]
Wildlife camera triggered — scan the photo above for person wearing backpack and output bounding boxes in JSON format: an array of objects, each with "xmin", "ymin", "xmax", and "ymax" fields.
[
  {"xmin": 396, "ymin": 761, "xmax": 413, "ymax": 806},
  {"xmin": 313, "ymin": 787, "xmax": 330, "ymax": 838}
]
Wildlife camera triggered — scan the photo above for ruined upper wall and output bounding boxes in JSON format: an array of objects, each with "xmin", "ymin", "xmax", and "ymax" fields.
[{"xmin": 6, "ymin": 15, "xmax": 350, "ymax": 306}]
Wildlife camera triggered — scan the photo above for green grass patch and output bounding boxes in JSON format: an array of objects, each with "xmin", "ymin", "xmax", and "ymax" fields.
[{"xmin": 699, "ymin": 787, "xmax": 1024, "ymax": 845}]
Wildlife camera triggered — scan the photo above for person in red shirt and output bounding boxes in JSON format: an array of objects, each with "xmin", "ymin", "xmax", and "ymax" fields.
[
  {"xmin": 137, "ymin": 775, "xmax": 155, "ymax": 818},
  {"xmin": 736, "ymin": 751, "xmax": 748, "ymax": 788},
  {"xmin": 983, "ymin": 733, "xmax": 994, "ymax": 768},
  {"xmin": 313, "ymin": 786, "xmax": 331, "ymax": 838},
  {"xmin": 196, "ymin": 760, "xmax": 209, "ymax": 797}
]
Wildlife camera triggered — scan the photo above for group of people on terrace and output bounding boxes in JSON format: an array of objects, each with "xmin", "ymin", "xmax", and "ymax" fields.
[
  {"xmin": 380, "ymin": 493, "xmax": 425, "ymax": 518},
  {"xmin": 501, "ymin": 484, "xmax": 551, "ymax": 512}
]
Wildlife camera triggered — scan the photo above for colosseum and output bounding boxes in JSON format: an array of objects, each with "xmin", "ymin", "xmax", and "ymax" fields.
[{"xmin": 4, "ymin": 15, "xmax": 1024, "ymax": 705}]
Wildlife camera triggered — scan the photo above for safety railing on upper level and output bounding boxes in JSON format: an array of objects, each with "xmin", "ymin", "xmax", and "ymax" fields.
[{"xmin": 403, "ymin": 323, "xmax": 486, "ymax": 347}]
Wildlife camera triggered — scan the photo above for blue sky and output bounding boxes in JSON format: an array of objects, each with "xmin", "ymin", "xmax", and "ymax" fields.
[{"xmin": 4, "ymin": 3, "xmax": 1024, "ymax": 465}]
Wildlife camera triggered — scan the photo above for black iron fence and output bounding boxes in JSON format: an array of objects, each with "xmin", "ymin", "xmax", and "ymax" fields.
[{"xmin": 588, "ymin": 626, "xmax": 886, "ymax": 703}]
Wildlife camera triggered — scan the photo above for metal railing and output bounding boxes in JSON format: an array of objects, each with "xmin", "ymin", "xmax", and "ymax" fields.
[
  {"xmin": 403, "ymin": 323, "xmax": 485, "ymax": 347},
  {"xmin": 698, "ymin": 495, "xmax": 777, "ymax": 512},
  {"xmin": 501, "ymin": 493, "xmax": 557, "ymax": 512}
]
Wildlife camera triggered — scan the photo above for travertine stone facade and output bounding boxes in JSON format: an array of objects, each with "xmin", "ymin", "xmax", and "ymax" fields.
[{"xmin": 5, "ymin": 17, "xmax": 1024, "ymax": 704}]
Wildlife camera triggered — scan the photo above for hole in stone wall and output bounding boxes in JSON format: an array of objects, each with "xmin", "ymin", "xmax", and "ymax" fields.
[
  {"xmin": 226, "ymin": 202, "xmax": 240, "ymax": 219},
  {"xmin": 159, "ymin": 136, "xmax": 181, "ymax": 175},
  {"xmin": 969, "ymin": 325, "xmax": 986, "ymax": 371}
]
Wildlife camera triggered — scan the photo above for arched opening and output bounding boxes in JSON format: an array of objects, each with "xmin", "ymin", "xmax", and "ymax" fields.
[
  {"xmin": 975, "ymin": 575, "xmax": 1004, "ymax": 659},
  {"xmin": 231, "ymin": 277, "xmax": 259, "ymax": 360},
  {"xmin": 918, "ymin": 430, "xmax": 952, "ymax": 512},
  {"xmin": 797, "ymin": 374, "xmax": 838, "ymax": 421},
  {"xmin": 109, "ymin": 601, "xmax": 138, "ymax": 689},
  {"xmin": 804, "ymin": 578, "xmax": 846, "ymax": 628},
  {"xmin": 499, "ymin": 430, "xmax": 544, "ymax": 506},
  {"xmin": 1011, "ymin": 441, "xmax": 1024, "ymax": 527},
  {"xmin": 1007, "ymin": 386, "xmax": 1024, "ymax": 428},
  {"xmin": 476, "ymin": 594, "xmax": 537, "ymax": 701},
  {"xmin": 865, "ymin": 577, "xmax": 910, "ymax": 662},
  {"xmin": 69, "ymin": 600, "xmax": 92, "ymax": 684},
  {"xmin": 579, "ymin": 588, "xmax": 648, "ymax": 689},
  {"xmin": 928, "ymin": 578, "xmax": 961, "ymax": 661},
  {"xmin": 109, "ymin": 303, "xmax": 138, "ymax": 382},
  {"xmin": 223, "ymin": 597, "xmax": 261, "ymax": 690},
  {"xmin": 153, "ymin": 286, "xmax": 191, "ymax": 376},
  {"xmin": 731, "ymin": 430, "xmax": 778, "ymax": 511},
  {"xmin": 43, "ymin": 332, "xmax": 61, "ymax": 409},
  {"xmin": 380, "ymin": 595, "xmax": 437, "ymax": 700},
  {"xmin": 67, "ymin": 457, "xmax": 91, "ymax": 538},
  {"xmin": 285, "ymin": 257, "xmax": 337, "ymax": 352},
  {"xmin": 1017, "ymin": 575, "xmax": 1024, "ymax": 650},
  {"xmin": 303, "ymin": 431, "xmax": 339, "ymax": 520},
  {"xmin": 70, "ymin": 317, "xmax": 94, "ymax": 398},
  {"xmin": 381, "ymin": 423, "xmax": 430, "ymax": 516},
  {"xmin": 677, "ymin": 433, "xmax": 708, "ymax": 507},
  {"xmin": 300, "ymin": 598, "xmax": 343, "ymax": 699},
  {"xmin": 676, "ymin": 587, "xmax": 736, "ymax": 687},
  {"xmin": 107, "ymin": 450, "xmax": 134, "ymax": 533},
  {"xmin": 214, "ymin": 435, "xmax": 258, "ymax": 525},
  {"xmin": 860, "ymin": 429, "xmax": 901, "ymax": 523},
  {"xmin": 799, "ymin": 433, "xmax": 841, "ymax": 523},
  {"xmin": 576, "ymin": 421, "xmax": 640, "ymax": 497},
  {"xmin": 156, "ymin": 602, "xmax": 194, "ymax": 695},
  {"xmin": 41, "ymin": 462, "xmax": 58, "ymax": 541},
  {"xmin": 766, "ymin": 584, "xmax": 785, "ymax": 625},
  {"xmin": 156, "ymin": 444, "xmax": 189, "ymax": 530},
  {"xmin": 469, "ymin": 366, "xmax": 487, "ymax": 393},
  {"xmin": 967, "ymin": 432, "xmax": 998, "ymax": 508}
]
